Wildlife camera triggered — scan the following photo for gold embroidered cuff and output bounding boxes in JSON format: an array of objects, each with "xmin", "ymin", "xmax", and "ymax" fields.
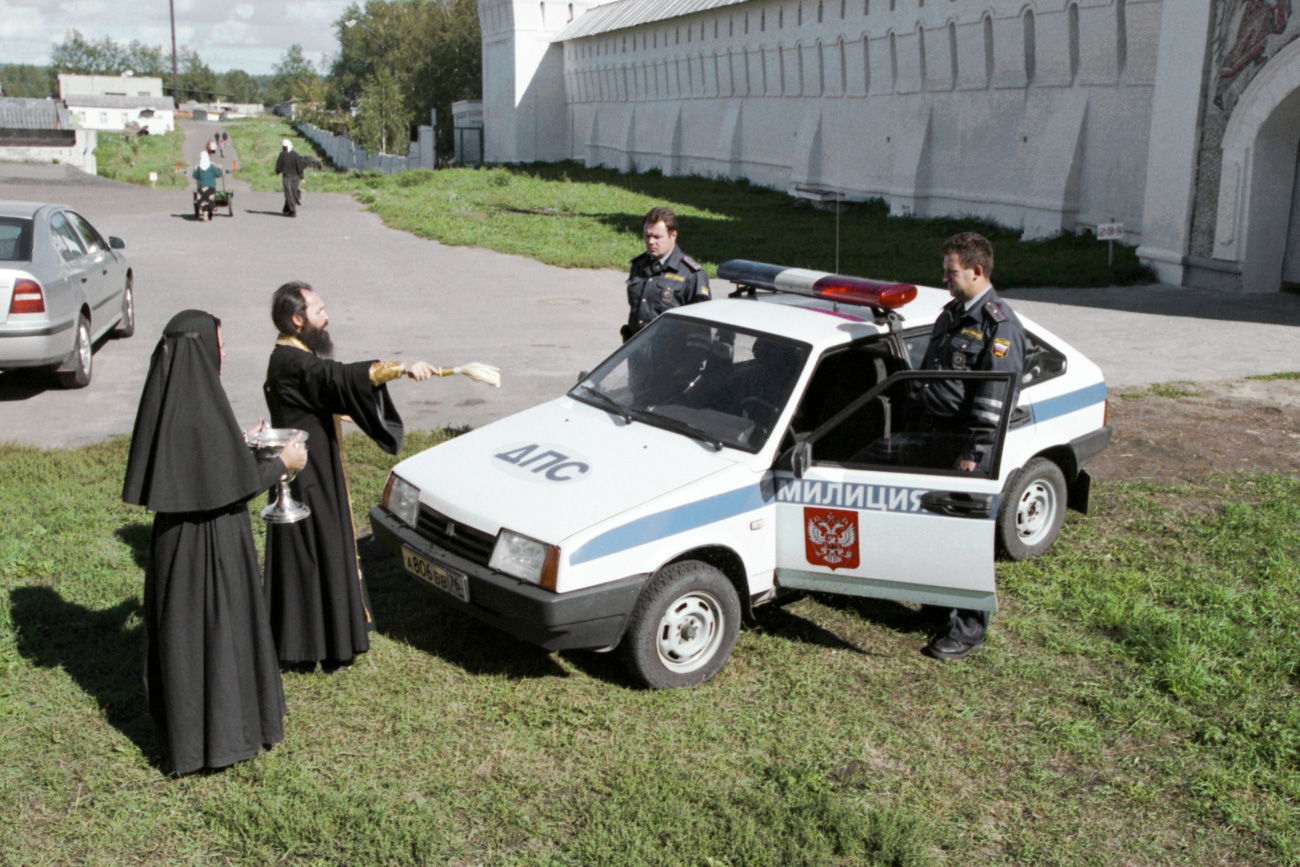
[{"xmin": 369, "ymin": 361, "xmax": 405, "ymax": 386}]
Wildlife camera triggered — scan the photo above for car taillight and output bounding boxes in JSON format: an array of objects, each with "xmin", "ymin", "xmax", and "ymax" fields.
[{"xmin": 9, "ymin": 279, "xmax": 44, "ymax": 314}]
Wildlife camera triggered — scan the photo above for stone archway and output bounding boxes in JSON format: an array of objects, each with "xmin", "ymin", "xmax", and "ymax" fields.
[{"xmin": 1216, "ymin": 37, "xmax": 1300, "ymax": 294}]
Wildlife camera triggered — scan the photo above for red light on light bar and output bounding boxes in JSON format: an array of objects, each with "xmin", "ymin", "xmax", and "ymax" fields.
[
  {"xmin": 811, "ymin": 276, "xmax": 917, "ymax": 309},
  {"xmin": 9, "ymin": 278, "xmax": 45, "ymax": 315}
]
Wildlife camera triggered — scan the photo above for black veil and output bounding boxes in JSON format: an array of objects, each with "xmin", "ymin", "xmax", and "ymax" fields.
[{"xmin": 122, "ymin": 310, "xmax": 268, "ymax": 513}]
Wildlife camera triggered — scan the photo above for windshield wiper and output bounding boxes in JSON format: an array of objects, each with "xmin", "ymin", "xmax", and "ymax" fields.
[
  {"xmin": 642, "ymin": 412, "xmax": 724, "ymax": 451},
  {"xmin": 575, "ymin": 384, "xmax": 632, "ymax": 423}
]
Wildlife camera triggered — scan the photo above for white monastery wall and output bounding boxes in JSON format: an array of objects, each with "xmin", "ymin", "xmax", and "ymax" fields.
[{"xmin": 535, "ymin": 0, "xmax": 1162, "ymax": 241}]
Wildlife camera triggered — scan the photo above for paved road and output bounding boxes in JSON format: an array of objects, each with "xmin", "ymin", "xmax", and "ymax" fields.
[{"xmin": 5, "ymin": 125, "xmax": 1300, "ymax": 448}]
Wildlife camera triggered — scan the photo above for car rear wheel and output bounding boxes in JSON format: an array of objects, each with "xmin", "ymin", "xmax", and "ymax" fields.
[
  {"xmin": 57, "ymin": 314, "xmax": 92, "ymax": 389},
  {"xmin": 997, "ymin": 457, "xmax": 1066, "ymax": 561},
  {"xmin": 112, "ymin": 277, "xmax": 134, "ymax": 338},
  {"xmin": 621, "ymin": 561, "xmax": 740, "ymax": 689}
]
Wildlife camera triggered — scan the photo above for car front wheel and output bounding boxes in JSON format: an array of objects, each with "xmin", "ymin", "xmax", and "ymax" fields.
[
  {"xmin": 997, "ymin": 457, "xmax": 1066, "ymax": 561},
  {"xmin": 621, "ymin": 561, "xmax": 741, "ymax": 689},
  {"xmin": 57, "ymin": 314, "xmax": 92, "ymax": 388}
]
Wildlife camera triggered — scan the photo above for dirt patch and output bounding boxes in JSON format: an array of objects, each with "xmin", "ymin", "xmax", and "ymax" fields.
[{"xmin": 1090, "ymin": 378, "xmax": 1300, "ymax": 485}]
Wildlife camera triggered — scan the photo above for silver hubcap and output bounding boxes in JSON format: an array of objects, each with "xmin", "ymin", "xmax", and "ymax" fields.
[
  {"xmin": 76, "ymin": 322, "xmax": 90, "ymax": 371},
  {"xmin": 1015, "ymin": 479, "xmax": 1057, "ymax": 545},
  {"xmin": 656, "ymin": 591, "xmax": 724, "ymax": 673},
  {"xmin": 123, "ymin": 287, "xmax": 133, "ymax": 324}
]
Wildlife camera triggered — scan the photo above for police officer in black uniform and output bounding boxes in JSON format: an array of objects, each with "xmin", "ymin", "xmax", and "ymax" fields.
[
  {"xmin": 916, "ymin": 232, "xmax": 1025, "ymax": 661},
  {"xmin": 621, "ymin": 207, "xmax": 710, "ymax": 341}
]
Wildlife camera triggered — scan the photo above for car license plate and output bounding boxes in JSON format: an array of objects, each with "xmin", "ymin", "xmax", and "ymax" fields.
[{"xmin": 401, "ymin": 547, "xmax": 470, "ymax": 603}]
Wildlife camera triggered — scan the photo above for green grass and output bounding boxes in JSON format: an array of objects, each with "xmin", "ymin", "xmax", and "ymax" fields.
[
  {"xmin": 95, "ymin": 129, "xmax": 187, "ymax": 189},
  {"xmin": 228, "ymin": 119, "xmax": 1151, "ymax": 288},
  {"xmin": 1119, "ymin": 381, "xmax": 1205, "ymax": 400},
  {"xmin": 2, "ymin": 428, "xmax": 1297, "ymax": 865},
  {"xmin": 1246, "ymin": 371, "xmax": 1300, "ymax": 381}
]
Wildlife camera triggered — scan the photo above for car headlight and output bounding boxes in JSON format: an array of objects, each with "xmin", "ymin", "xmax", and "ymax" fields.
[
  {"xmin": 490, "ymin": 530, "xmax": 551, "ymax": 583},
  {"xmin": 383, "ymin": 473, "xmax": 420, "ymax": 528}
]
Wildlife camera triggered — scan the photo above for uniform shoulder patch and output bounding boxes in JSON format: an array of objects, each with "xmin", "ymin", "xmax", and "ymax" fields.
[
  {"xmin": 983, "ymin": 300, "xmax": 1009, "ymax": 323},
  {"xmin": 680, "ymin": 254, "xmax": 702, "ymax": 272},
  {"xmin": 992, "ymin": 338, "xmax": 1011, "ymax": 359}
]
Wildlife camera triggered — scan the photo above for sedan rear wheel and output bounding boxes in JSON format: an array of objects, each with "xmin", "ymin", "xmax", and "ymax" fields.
[
  {"xmin": 57, "ymin": 314, "xmax": 92, "ymax": 388},
  {"xmin": 997, "ymin": 457, "xmax": 1066, "ymax": 561},
  {"xmin": 112, "ymin": 277, "xmax": 134, "ymax": 338}
]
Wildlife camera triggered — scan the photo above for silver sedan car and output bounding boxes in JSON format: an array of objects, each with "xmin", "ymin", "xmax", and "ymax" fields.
[{"xmin": 0, "ymin": 201, "xmax": 134, "ymax": 388}]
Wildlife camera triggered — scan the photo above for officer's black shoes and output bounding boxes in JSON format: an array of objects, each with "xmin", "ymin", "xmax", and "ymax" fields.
[{"xmin": 923, "ymin": 636, "xmax": 982, "ymax": 661}]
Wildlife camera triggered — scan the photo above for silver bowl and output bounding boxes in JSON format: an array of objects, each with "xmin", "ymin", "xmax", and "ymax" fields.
[{"xmin": 245, "ymin": 428, "xmax": 311, "ymax": 524}]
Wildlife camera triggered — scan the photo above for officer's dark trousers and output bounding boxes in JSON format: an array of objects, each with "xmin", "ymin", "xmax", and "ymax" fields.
[{"xmin": 947, "ymin": 608, "xmax": 988, "ymax": 646}]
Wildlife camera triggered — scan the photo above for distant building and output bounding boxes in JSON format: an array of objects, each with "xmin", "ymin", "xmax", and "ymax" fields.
[
  {"xmin": 0, "ymin": 96, "xmax": 97, "ymax": 173},
  {"xmin": 59, "ymin": 73, "xmax": 175, "ymax": 134},
  {"xmin": 480, "ymin": 0, "xmax": 1300, "ymax": 294}
]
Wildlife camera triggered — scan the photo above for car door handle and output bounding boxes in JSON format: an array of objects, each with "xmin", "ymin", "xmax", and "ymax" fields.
[{"xmin": 919, "ymin": 491, "xmax": 994, "ymax": 519}]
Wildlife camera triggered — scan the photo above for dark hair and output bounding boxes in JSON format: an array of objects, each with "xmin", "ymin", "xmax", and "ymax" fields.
[
  {"xmin": 271, "ymin": 281, "xmax": 311, "ymax": 335},
  {"xmin": 941, "ymin": 232, "xmax": 994, "ymax": 278},
  {"xmin": 643, "ymin": 206, "xmax": 678, "ymax": 234}
]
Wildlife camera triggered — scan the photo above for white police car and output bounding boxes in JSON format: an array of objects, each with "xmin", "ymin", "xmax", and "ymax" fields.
[{"xmin": 370, "ymin": 261, "xmax": 1111, "ymax": 689}]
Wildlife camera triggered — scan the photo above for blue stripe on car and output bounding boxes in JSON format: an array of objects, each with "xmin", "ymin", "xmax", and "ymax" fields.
[
  {"xmin": 570, "ymin": 485, "xmax": 771, "ymax": 565},
  {"xmin": 1030, "ymin": 382, "xmax": 1108, "ymax": 424}
]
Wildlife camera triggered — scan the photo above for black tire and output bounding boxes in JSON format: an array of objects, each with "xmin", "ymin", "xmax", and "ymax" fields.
[
  {"xmin": 997, "ymin": 457, "xmax": 1067, "ymax": 561},
  {"xmin": 620, "ymin": 561, "xmax": 740, "ymax": 689},
  {"xmin": 57, "ymin": 314, "xmax": 92, "ymax": 389},
  {"xmin": 112, "ymin": 277, "xmax": 134, "ymax": 338}
]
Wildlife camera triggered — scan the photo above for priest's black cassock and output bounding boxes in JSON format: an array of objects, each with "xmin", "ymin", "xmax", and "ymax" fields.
[
  {"xmin": 122, "ymin": 310, "xmax": 286, "ymax": 775},
  {"xmin": 263, "ymin": 338, "xmax": 403, "ymax": 666}
]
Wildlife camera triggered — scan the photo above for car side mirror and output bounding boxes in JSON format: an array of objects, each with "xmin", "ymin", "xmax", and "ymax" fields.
[
  {"xmin": 791, "ymin": 440, "xmax": 812, "ymax": 479},
  {"xmin": 109, "ymin": 237, "xmax": 125, "ymax": 249}
]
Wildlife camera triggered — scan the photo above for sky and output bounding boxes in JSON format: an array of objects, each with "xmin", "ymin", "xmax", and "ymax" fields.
[{"xmin": 0, "ymin": 0, "xmax": 360, "ymax": 75}]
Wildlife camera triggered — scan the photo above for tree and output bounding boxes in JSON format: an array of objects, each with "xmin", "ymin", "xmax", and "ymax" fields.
[
  {"xmin": 178, "ymin": 49, "xmax": 217, "ymax": 101},
  {"xmin": 271, "ymin": 44, "xmax": 321, "ymax": 103},
  {"xmin": 217, "ymin": 69, "xmax": 262, "ymax": 104},
  {"xmin": 354, "ymin": 68, "xmax": 410, "ymax": 154},
  {"xmin": 0, "ymin": 64, "xmax": 57, "ymax": 98},
  {"xmin": 50, "ymin": 30, "xmax": 126, "ymax": 74},
  {"xmin": 328, "ymin": 0, "xmax": 480, "ymax": 159}
]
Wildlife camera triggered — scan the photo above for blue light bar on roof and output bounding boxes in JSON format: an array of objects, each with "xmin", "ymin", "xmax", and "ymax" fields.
[{"xmin": 717, "ymin": 260, "xmax": 917, "ymax": 310}]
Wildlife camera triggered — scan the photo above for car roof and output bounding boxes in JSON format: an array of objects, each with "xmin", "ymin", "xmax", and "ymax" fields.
[
  {"xmin": 662, "ymin": 283, "xmax": 954, "ymax": 350},
  {"xmin": 0, "ymin": 201, "xmax": 68, "ymax": 220}
]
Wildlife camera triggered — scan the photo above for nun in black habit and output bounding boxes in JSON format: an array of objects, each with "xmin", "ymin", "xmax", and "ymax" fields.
[{"xmin": 122, "ymin": 310, "xmax": 307, "ymax": 775}]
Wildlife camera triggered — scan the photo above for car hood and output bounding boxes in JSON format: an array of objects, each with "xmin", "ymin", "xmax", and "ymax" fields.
[{"xmin": 390, "ymin": 395, "xmax": 742, "ymax": 544}]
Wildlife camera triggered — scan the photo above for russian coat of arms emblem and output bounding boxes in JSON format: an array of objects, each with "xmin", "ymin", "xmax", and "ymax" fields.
[{"xmin": 804, "ymin": 507, "xmax": 860, "ymax": 571}]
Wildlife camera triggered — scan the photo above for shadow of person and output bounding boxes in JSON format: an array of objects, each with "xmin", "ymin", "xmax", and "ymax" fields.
[
  {"xmin": 358, "ymin": 536, "xmax": 570, "ymax": 681},
  {"xmin": 114, "ymin": 523, "xmax": 151, "ymax": 571},
  {"xmin": 8, "ymin": 586, "xmax": 160, "ymax": 765}
]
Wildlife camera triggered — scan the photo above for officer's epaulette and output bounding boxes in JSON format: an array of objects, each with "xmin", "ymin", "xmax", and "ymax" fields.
[
  {"xmin": 983, "ymin": 300, "xmax": 1009, "ymax": 323},
  {"xmin": 680, "ymin": 254, "xmax": 702, "ymax": 272},
  {"xmin": 631, "ymin": 252, "xmax": 650, "ymax": 266}
]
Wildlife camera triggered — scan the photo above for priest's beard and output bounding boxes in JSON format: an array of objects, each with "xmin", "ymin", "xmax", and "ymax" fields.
[{"xmin": 300, "ymin": 324, "xmax": 334, "ymax": 358}]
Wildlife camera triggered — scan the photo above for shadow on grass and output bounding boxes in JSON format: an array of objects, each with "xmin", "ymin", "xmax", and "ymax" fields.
[
  {"xmin": 9, "ymin": 585, "xmax": 160, "ymax": 764},
  {"xmin": 359, "ymin": 536, "xmax": 572, "ymax": 682},
  {"xmin": 500, "ymin": 161, "xmax": 1156, "ymax": 289},
  {"xmin": 114, "ymin": 523, "xmax": 151, "ymax": 571}
]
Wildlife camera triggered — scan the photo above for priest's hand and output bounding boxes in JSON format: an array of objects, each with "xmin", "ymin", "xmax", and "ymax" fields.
[
  {"xmin": 404, "ymin": 361, "xmax": 436, "ymax": 381},
  {"xmin": 244, "ymin": 418, "xmax": 266, "ymax": 436},
  {"xmin": 278, "ymin": 439, "xmax": 308, "ymax": 471}
]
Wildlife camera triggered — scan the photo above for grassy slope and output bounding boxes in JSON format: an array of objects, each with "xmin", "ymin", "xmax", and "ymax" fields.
[
  {"xmin": 227, "ymin": 118, "xmax": 1152, "ymax": 288},
  {"xmin": 1, "ymin": 430, "xmax": 1296, "ymax": 866},
  {"xmin": 95, "ymin": 129, "xmax": 187, "ymax": 189}
]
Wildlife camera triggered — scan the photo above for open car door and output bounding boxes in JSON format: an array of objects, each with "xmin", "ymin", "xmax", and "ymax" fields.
[{"xmin": 773, "ymin": 369, "xmax": 1016, "ymax": 613}]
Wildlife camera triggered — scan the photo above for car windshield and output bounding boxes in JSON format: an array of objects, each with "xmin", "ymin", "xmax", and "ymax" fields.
[
  {"xmin": 571, "ymin": 316, "xmax": 811, "ymax": 452},
  {"xmin": 0, "ymin": 217, "xmax": 33, "ymax": 262}
]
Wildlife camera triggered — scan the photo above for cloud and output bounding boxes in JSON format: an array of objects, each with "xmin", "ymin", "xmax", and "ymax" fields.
[{"xmin": 0, "ymin": 0, "xmax": 356, "ymax": 73}]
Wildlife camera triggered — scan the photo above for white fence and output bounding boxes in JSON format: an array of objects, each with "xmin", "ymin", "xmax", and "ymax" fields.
[{"xmin": 296, "ymin": 122, "xmax": 436, "ymax": 174}]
